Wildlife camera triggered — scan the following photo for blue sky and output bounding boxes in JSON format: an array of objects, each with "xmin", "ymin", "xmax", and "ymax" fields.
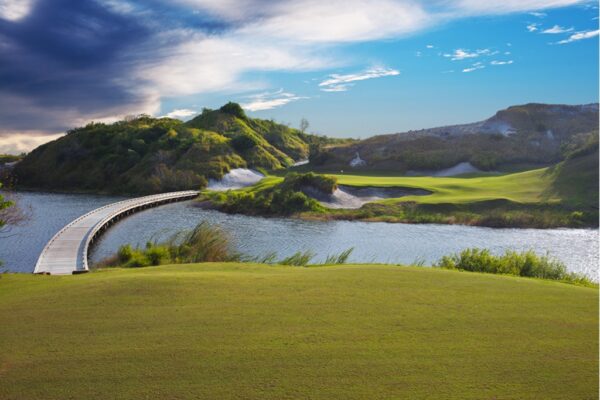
[{"xmin": 0, "ymin": 0, "xmax": 598, "ymax": 152}]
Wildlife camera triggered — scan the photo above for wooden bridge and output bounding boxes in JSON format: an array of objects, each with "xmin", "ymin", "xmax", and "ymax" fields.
[{"xmin": 34, "ymin": 191, "xmax": 199, "ymax": 275}]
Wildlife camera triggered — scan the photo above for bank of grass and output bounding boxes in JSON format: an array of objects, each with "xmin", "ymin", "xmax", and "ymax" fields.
[{"xmin": 0, "ymin": 263, "xmax": 597, "ymax": 400}]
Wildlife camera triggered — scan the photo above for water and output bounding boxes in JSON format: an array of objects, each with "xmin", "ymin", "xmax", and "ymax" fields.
[{"xmin": 1, "ymin": 191, "xmax": 598, "ymax": 280}]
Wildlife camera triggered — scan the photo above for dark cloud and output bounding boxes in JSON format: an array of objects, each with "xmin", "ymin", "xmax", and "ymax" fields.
[{"xmin": 0, "ymin": 0, "xmax": 153, "ymax": 134}]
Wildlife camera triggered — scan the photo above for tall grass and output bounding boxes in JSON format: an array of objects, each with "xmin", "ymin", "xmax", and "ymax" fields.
[
  {"xmin": 99, "ymin": 222, "xmax": 240, "ymax": 268},
  {"xmin": 435, "ymin": 248, "xmax": 595, "ymax": 286}
]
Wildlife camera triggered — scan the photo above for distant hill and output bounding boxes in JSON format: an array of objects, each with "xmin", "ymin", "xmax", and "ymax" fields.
[
  {"xmin": 312, "ymin": 103, "xmax": 599, "ymax": 173},
  {"xmin": 13, "ymin": 103, "xmax": 347, "ymax": 194}
]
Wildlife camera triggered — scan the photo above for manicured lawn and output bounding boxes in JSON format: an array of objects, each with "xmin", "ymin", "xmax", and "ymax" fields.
[
  {"xmin": 331, "ymin": 168, "xmax": 555, "ymax": 204},
  {"xmin": 0, "ymin": 263, "xmax": 597, "ymax": 399},
  {"xmin": 231, "ymin": 168, "xmax": 556, "ymax": 205}
]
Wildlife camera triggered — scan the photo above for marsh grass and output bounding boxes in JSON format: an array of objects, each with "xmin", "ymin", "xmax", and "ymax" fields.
[
  {"xmin": 435, "ymin": 248, "xmax": 596, "ymax": 287},
  {"xmin": 98, "ymin": 222, "xmax": 240, "ymax": 268}
]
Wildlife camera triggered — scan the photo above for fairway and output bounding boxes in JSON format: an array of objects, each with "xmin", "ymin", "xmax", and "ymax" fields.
[
  {"xmin": 228, "ymin": 168, "xmax": 557, "ymax": 205},
  {"xmin": 0, "ymin": 264, "xmax": 597, "ymax": 399},
  {"xmin": 331, "ymin": 168, "xmax": 555, "ymax": 204}
]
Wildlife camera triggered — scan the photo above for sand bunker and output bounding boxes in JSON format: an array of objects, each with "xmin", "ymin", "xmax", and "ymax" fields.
[
  {"xmin": 407, "ymin": 162, "xmax": 483, "ymax": 177},
  {"xmin": 207, "ymin": 169, "xmax": 264, "ymax": 191},
  {"xmin": 308, "ymin": 185, "xmax": 430, "ymax": 209}
]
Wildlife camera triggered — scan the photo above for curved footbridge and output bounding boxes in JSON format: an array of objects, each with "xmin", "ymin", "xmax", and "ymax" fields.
[{"xmin": 34, "ymin": 191, "xmax": 199, "ymax": 275}]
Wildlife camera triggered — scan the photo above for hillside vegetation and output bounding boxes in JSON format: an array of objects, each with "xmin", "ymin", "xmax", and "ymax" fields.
[
  {"xmin": 13, "ymin": 103, "xmax": 347, "ymax": 194},
  {"xmin": 0, "ymin": 264, "xmax": 597, "ymax": 400},
  {"xmin": 200, "ymin": 172, "xmax": 337, "ymax": 216},
  {"xmin": 312, "ymin": 103, "xmax": 598, "ymax": 172}
]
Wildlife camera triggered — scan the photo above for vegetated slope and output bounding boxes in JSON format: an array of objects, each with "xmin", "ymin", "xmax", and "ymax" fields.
[
  {"xmin": 543, "ymin": 132, "xmax": 599, "ymax": 210},
  {"xmin": 0, "ymin": 263, "xmax": 597, "ymax": 400},
  {"xmin": 13, "ymin": 103, "xmax": 345, "ymax": 194},
  {"xmin": 325, "ymin": 146, "xmax": 598, "ymax": 227},
  {"xmin": 312, "ymin": 103, "xmax": 599, "ymax": 172}
]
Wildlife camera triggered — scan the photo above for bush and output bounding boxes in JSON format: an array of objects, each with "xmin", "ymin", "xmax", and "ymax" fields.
[
  {"xmin": 282, "ymin": 172, "xmax": 338, "ymax": 194},
  {"xmin": 219, "ymin": 102, "xmax": 247, "ymax": 119},
  {"xmin": 117, "ymin": 245, "xmax": 133, "ymax": 263},
  {"xmin": 435, "ymin": 248, "xmax": 593, "ymax": 285}
]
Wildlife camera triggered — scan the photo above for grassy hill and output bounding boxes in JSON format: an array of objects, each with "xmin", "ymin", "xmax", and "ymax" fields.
[
  {"xmin": 12, "ymin": 103, "xmax": 347, "ymax": 194},
  {"xmin": 312, "ymin": 103, "xmax": 598, "ymax": 172},
  {"xmin": 0, "ymin": 263, "xmax": 597, "ymax": 400}
]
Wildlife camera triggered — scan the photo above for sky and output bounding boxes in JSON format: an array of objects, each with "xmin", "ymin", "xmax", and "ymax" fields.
[{"xmin": 0, "ymin": 0, "xmax": 598, "ymax": 153}]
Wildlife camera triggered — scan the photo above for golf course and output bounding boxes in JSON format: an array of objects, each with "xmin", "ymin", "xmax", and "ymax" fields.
[
  {"xmin": 200, "ymin": 144, "xmax": 599, "ymax": 228},
  {"xmin": 0, "ymin": 263, "xmax": 597, "ymax": 399}
]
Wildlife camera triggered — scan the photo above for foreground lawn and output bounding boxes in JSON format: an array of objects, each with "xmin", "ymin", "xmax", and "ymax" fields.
[{"xmin": 1, "ymin": 264, "xmax": 597, "ymax": 399}]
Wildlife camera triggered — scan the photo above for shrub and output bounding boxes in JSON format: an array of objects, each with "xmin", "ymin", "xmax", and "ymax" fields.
[
  {"xmin": 117, "ymin": 245, "xmax": 133, "ymax": 263},
  {"xmin": 219, "ymin": 102, "xmax": 247, "ymax": 119},
  {"xmin": 435, "ymin": 248, "xmax": 593, "ymax": 285}
]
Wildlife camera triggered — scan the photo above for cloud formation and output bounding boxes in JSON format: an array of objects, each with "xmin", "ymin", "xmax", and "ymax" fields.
[
  {"xmin": 462, "ymin": 62, "xmax": 485, "ymax": 72},
  {"xmin": 556, "ymin": 29, "xmax": 600, "ymax": 43},
  {"xmin": 163, "ymin": 109, "xmax": 197, "ymax": 119},
  {"xmin": 443, "ymin": 48, "xmax": 494, "ymax": 60},
  {"xmin": 319, "ymin": 67, "xmax": 400, "ymax": 92},
  {"xmin": 541, "ymin": 24, "xmax": 574, "ymax": 33},
  {"xmin": 241, "ymin": 90, "xmax": 308, "ymax": 111},
  {"xmin": 490, "ymin": 60, "xmax": 515, "ymax": 65}
]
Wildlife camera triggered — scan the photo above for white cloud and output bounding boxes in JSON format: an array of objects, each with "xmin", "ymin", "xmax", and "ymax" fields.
[
  {"xmin": 426, "ymin": 44, "xmax": 435, "ymax": 48},
  {"xmin": 241, "ymin": 89, "xmax": 308, "ymax": 111},
  {"xmin": 453, "ymin": 0, "xmax": 587, "ymax": 15},
  {"xmin": 0, "ymin": 0, "xmax": 33, "ymax": 21},
  {"xmin": 320, "ymin": 84, "xmax": 354, "ymax": 92},
  {"xmin": 319, "ymin": 67, "xmax": 400, "ymax": 91},
  {"xmin": 556, "ymin": 29, "xmax": 600, "ymax": 43},
  {"xmin": 443, "ymin": 48, "xmax": 491, "ymax": 60},
  {"xmin": 237, "ymin": 0, "xmax": 431, "ymax": 43},
  {"xmin": 490, "ymin": 60, "xmax": 514, "ymax": 65},
  {"xmin": 463, "ymin": 62, "xmax": 485, "ymax": 72},
  {"xmin": 542, "ymin": 24, "xmax": 574, "ymax": 33},
  {"xmin": 529, "ymin": 11, "xmax": 547, "ymax": 17},
  {"xmin": 0, "ymin": 132, "xmax": 64, "ymax": 154},
  {"xmin": 527, "ymin": 23, "xmax": 540, "ymax": 32},
  {"xmin": 163, "ymin": 108, "xmax": 197, "ymax": 119}
]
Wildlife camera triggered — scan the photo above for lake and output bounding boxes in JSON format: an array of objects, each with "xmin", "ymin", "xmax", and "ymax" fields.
[{"xmin": 1, "ymin": 191, "xmax": 598, "ymax": 279}]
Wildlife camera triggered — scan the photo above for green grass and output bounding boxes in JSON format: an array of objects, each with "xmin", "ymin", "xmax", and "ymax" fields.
[
  {"xmin": 225, "ymin": 167, "xmax": 559, "ymax": 206},
  {"xmin": 331, "ymin": 167, "xmax": 555, "ymax": 204},
  {"xmin": 0, "ymin": 264, "xmax": 597, "ymax": 399}
]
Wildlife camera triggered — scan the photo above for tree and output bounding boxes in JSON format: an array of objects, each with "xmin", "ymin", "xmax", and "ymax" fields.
[
  {"xmin": 0, "ymin": 184, "xmax": 28, "ymax": 237},
  {"xmin": 300, "ymin": 118, "xmax": 309, "ymax": 134}
]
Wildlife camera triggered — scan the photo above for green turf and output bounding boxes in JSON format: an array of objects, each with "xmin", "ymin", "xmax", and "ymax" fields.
[
  {"xmin": 0, "ymin": 264, "xmax": 597, "ymax": 399},
  {"xmin": 331, "ymin": 168, "xmax": 555, "ymax": 204},
  {"xmin": 228, "ymin": 168, "xmax": 556, "ymax": 205}
]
